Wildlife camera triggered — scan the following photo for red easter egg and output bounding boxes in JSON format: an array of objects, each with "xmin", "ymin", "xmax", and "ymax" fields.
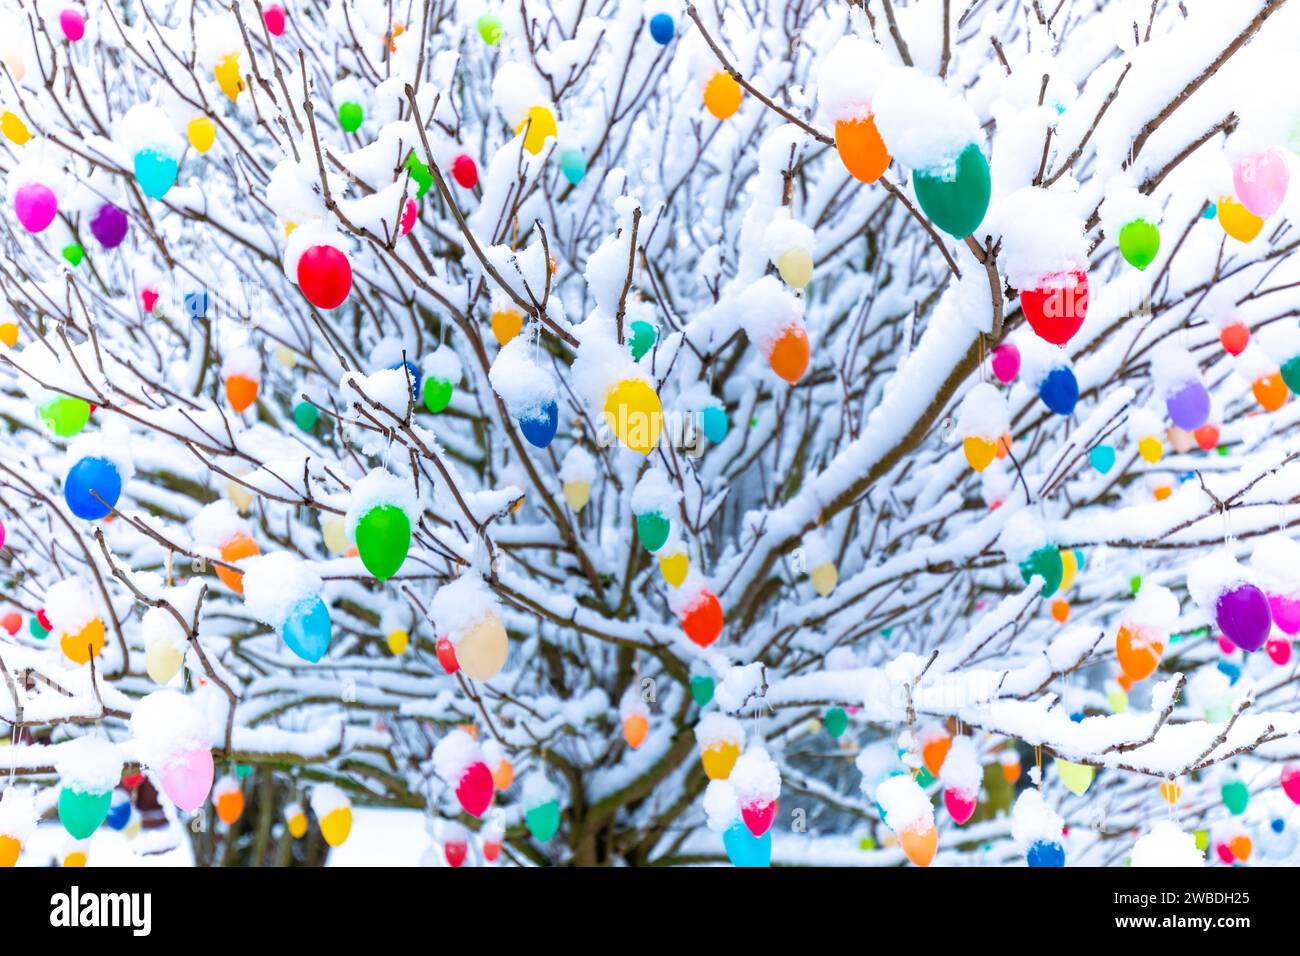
[
  {"xmin": 297, "ymin": 245, "xmax": 352, "ymax": 310},
  {"xmin": 1020, "ymin": 270, "xmax": 1089, "ymax": 345},
  {"xmin": 451, "ymin": 154, "xmax": 478, "ymax": 189}
]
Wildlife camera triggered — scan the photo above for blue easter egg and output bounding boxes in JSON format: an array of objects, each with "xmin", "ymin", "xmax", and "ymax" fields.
[
  {"xmin": 1217, "ymin": 660, "xmax": 1242, "ymax": 684},
  {"xmin": 134, "ymin": 149, "xmax": 179, "ymax": 200},
  {"xmin": 701, "ymin": 405, "xmax": 729, "ymax": 443},
  {"xmin": 282, "ymin": 595, "xmax": 332, "ymax": 662},
  {"xmin": 105, "ymin": 794, "xmax": 131, "ymax": 831},
  {"xmin": 1038, "ymin": 365, "xmax": 1078, "ymax": 416},
  {"xmin": 64, "ymin": 456, "xmax": 122, "ymax": 520},
  {"xmin": 648, "ymin": 12, "xmax": 675, "ymax": 44},
  {"xmin": 389, "ymin": 359, "xmax": 421, "ymax": 397},
  {"xmin": 1201, "ymin": 203, "xmax": 1217, "ymax": 220},
  {"xmin": 1027, "ymin": 840, "xmax": 1065, "ymax": 867},
  {"xmin": 559, "ymin": 148, "xmax": 587, "ymax": 185},
  {"xmin": 185, "ymin": 290, "xmax": 209, "ymax": 320},
  {"xmin": 1273, "ymin": 818, "xmax": 1286, "ymax": 833},
  {"xmin": 722, "ymin": 821, "xmax": 771, "ymax": 867},
  {"xmin": 519, "ymin": 400, "xmax": 558, "ymax": 448}
]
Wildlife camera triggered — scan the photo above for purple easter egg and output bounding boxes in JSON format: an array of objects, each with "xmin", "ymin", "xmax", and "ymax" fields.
[
  {"xmin": 1216, "ymin": 583, "xmax": 1272, "ymax": 652},
  {"xmin": 1165, "ymin": 380, "xmax": 1210, "ymax": 431},
  {"xmin": 89, "ymin": 202, "xmax": 128, "ymax": 248},
  {"xmin": 1268, "ymin": 592, "xmax": 1300, "ymax": 635},
  {"xmin": 14, "ymin": 183, "xmax": 57, "ymax": 233}
]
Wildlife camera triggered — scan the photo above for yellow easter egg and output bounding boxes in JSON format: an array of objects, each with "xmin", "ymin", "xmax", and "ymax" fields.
[
  {"xmin": 963, "ymin": 435, "xmax": 996, "ymax": 472},
  {"xmin": 0, "ymin": 835, "xmax": 20, "ymax": 867},
  {"xmin": 387, "ymin": 628, "xmax": 409, "ymax": 655},
  {"xmin": 659, "ymin": 551, "xmax": 689, "ymax": 587},
  {"xmin": 491, "ymin": 308, "xmax": 523, "ymax": 345},
  {"xmin": 1058, "ymin": 548, "xmax": 1078, "ymax": 593},
  {"xmin": 1218, "ymin": 195, "xmax": 1265, "ymax": 243},
  {"xmin": 187, "ymin": 116, "xmax": 215, "ymax": 153},
  {"xmin": 63, "ymin": 850, "xmax": 87, "ymax": 867},
  {"xmin": 1138, "ymin": 434, "xmax": 1162, "ymax": 464},
  {"xmin": 603, "ymin": 378, "xmax": 663, "ymax": 455},
  {"xmin": 701, "ymin": 741, "xmax": 741, "ymax": 780},
  {"xmin": 146, "ymin": 641, "xmax": 184, "ymax": 684},
  {"xmin": 227, "ymin": 478, "xmax": 254, "ymax": 513},
  {"xmin": 0, "ymin": 322, "xmax": 18, "ymax": 347},
  {"xmin": 320, "ymin": 805, "xmax": 352, "ymax": 847},
  {"xmin": 1, "ymin": 111, "xmax": 30, "ymax": 145},
  {"xmin": 811, "ymin": 562, "xmax": 838, "ymax": 597},
  {"xmin": 287, "ymin": 812, "xmax": 308, "ymax": 839},
  {"xmin": 275, "ymin": 345, "xmax": 297, "ymax": 369},
  {"xmin": 514, "ymin": 105, "xmax": 557, "ymax": 155},
  {"xmin": 777, "ymin": 248, "xmax": 813, "ymax": 289},
  {"xmin": 562, "ymin": 479, "xmax": 590, "ymax": 512},
  {"xmin": 214, "ymin": 53, "xmax": 244, "ymax": 101},
  {"xmin": 1054, "ymin": 758, "xmax": 1095, "ymax": 796},
  {"xmin": 322, "ymin": 515, "xmax": 349, "ymax": 554}
]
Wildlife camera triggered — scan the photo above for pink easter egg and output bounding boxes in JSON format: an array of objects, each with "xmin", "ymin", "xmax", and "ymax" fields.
[
  {"xmin": 1282, "ymin": 763, "xmax": 1300, "ymax": 804},
  {"xmin": 159, "ymin": 746, "xmax": 214, "ymax": 811},
  {"xmin": 944, "ymin": 786, "xmax": 977, "ymax": 825},
  {"xmin": 14, "ymin": 183, "xmax": 57, "ymax": 233},
  {"xmin": 59, "ymin": 9, "xmax": 85, "ymax": 42},
  {"xmin": 263, "ymin": 3, "xmax": 286, "ymax": 36},
  {"xmin": 991, "ymin": 343, "xmax": 1020, "ymax": 384},
  {"xmin": 1234, "ymin": 147, "xmax": 1289, "ymax": 219},
  {"xmin": 1268, "ymin": 592, "xmax": 1300, "ymax": 634},
  {"xmin": 400, "ymin": 198, "xmax": 417, "ymax": 235},
  {"xmin": 741, "ymin": 798, "xmax": 776, "ymax": 837},
  {"xmin": 1217, "ymin": 635, "xmax": 1236, "ymax": 655},
  {"xmin": 1267, "ymin": 637, "xmax": 1292, "ymax": 666}
]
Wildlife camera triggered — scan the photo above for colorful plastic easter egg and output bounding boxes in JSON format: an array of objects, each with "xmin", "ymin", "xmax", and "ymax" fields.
[
  {"xmin": 648, "ymin": 13, "xmax": 675, "ymax": 44},
  {"xmin": 659, "ymin": 550, "xmax": 688, "ymax": 586},
  {"xmin": 282, "ymin": 595, "xmax": 332, "ymax": 662},
  {"xmin": 1216, "ymin": 583, "xmax": 1271, "ymax": 652},
  {"xmin": 1027, "ymin": 839, "xmax": 1065, "ymax": 867},
  {"xmin": 1021, "ymin": 271, "xmax": 1089, "ymax": 345},
  {"xmin": 834, "ymin": 116, "xmax": 889, "ymax": 184},
  {"xmin": 263, "ymin": 4, "xmax": 286, "ymax": 36},
  {"xmin": 456, "ymin": 612, "xmax": 508, "ymax": 681},
  {"xmin": 320, "ymin": 805, "xmax": 351, "ymax": 846},
  {"xmin": 723, "ymin": 820, "xmax": 771, "ymax": 867},
  {"xmin": 515, "ymin": 105, "xmax": 556, "ymax": 155},
  {"xmin": 1116, "ymin": 624, "xmax": 1163, "ymax": 682},
  {"xmin": 1218, "ymin": 195, "xmax": 1264, "ymax": 242},
  {"xmin": 1166, "ymin": 380, "xmax": 1210, "ymax": 431},
  {"xmin": 338, "ymin": 101, "xmax": 363, "ymax": 133},
  {"xmin": 451, "ymin": 154, "xmax": 477, "ymax": 189},
  {"xmin": 1266, "ymin": 636, "xmax": 1291, "ymax": 665},
  {"xmin": 1119, "ymin": 219, "xmax": 1160, "ymax": 270},
  {"xmin": 59, "ymin": 788, "xmax": 110, "ymax": 839},
  {"xmin": 477, "ymin": 12, "xmax": 503, "ymax": 44},
  {"xmin": 1281, "ymin": 764, "xmax": 1300, "ymax": 804},
  {"xmin": 913, "ymin": 144, "xmax": 991, "ymax": 239},
  {"xmin": 701, "ymin": 405, "xmax": 728, "ymax": 443},
  {"xmin": 297, "ymin": 244, "xmax": 352, "ymax": 310},
  {"xmin": 1038, "ymin": 365, "xmax": 1078, "ymax": 416},
  {"xmin": 1055, "ymin": 758, "xmax": 1094, "ymax": 796},
  {"xmin": 1234, "ymin": 147, "xmax": 1289, "ymax": 218},
  {"xmin": 187, "ymin": 117, "xmax": 215, "ymax": 153},
  {"xmin": 944, "ymin": 787, "xmax": 977, "ymax": 825},
  {"xmin": 214, "ymin": 53, "xmax": 243, "ymax": 101},
  {"xmin": 628, "ymin": 320, "xmax": 657, "ymax": 361},
  {"xmin": 216, "ymin": 531, "xmax": 258, "ymax": 593},
  {"xmin": 519, "ymin": 400, "xmax": 559, "ymax": 448},
  {"xmin": 14, "ymin": 182, "xmax": 57, "ymax": 232},
  {"xmin": 681, "ymin": 589, "xmax": 724, "ymax": 646},
  {"xmin": 436, "ymin": 637, "xmax": 459, "ymax": 674},
  {"xmin": 991, "ymin": 343, "xmax": 1020, "ymax": 383},
  {"xmin": 636, "ymin": 511, "xmax": 670, "ymax": 552},
  {"xmin": 134, "ymin": 149, "xmax": 178, "ymax": 199},
  {"xmin": 690, "ymin": 673, "xmax": 715, "ymax": 706},
  {"xmin": 768, "ymin": 324, "xmax": 810, "ymax": 384},
  {"xmin": 225, "ymin": 373, "xmax": 258, "ymax": 413},
  {"xmin": 1, "ymin": 111, "xmax": 30, "ymax": 145},
  {"xmin": 1254, "ymin": 372, "xmax": 1288, "ymax": 412},
  {"xmin": 423, "ymin": 376, "xmax": 453, "ymax": 414},
  {"xmin": 526, "ymin": 799, "xmax": 561, "ymax": 841},
  {"xmin": 65, "ymin": 456, "xmax": 121, "ymax": 519},
  {"xmin": 1019, "ymin": 545, "xmax": 1064, "ymax": 597},
  {"xmin": 355, "ymin": 505, "xmax": 411, "ymax": 580},
  {"xmin": 703, "ymin": 72, "xmax": 742, "ymax": 120},
  {"xmin": 604, "ymin": 379, "xmax": 662, "ymax": 454},
  {"xmin": 89, "ymin": 202, "xmax": 128, "ymax": 249},
  {"xmin": 159, "ymin": 746, "xmax": 214, "ymax": 811},
  {"xmin": 559, "ymin": 147, "xmax": 586, "ymax": 185},
  {"xmin": 1221, "ymin": 777, "xmax": 1249, "ymax": 815},
  {"xmin": 777, "ymin": 247, "xmax": 813, "ymax": 289},
  {"xmin": 899, "ymin": 823, "xmax": 938, "ymax": 867},
  {"xmin": 1269, "ymin": 593, "xmax": 1300, "ymax": 635},
  {"xmin": 491, "ymin": 308, "xmax": 522, "ymax": 345},
  {"xmin": 40, "ymin": 396, "xmax": 90, "ymax": 437},
  {"xmin": 1090, "ymin": 444, "xmax": 1115, "ymax": 473},
  {"xmin": 293, "ymin": 401, "xmax": 319, "ymax": 432}
]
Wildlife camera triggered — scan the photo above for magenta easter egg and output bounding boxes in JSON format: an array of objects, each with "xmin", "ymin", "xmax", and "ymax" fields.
[
  {"xmin": 991, "ymin": 343, "xmax": 1020, "ymax": 384},
  {"xmin": 944, "ymin": 787, "xmax": 977, "ymax": 825},
  {"xmin": 1268, "ymin": 592, "xmax": 1300, "ymax": 635},
  {"xmin": 14, "ymin": 183, "xmax": 57, "ymax": 233},
  {"xmin": 1282, "ymin": 764, "xmax": 1300, "ymax": 804},
  {"xmin": 1215, "ymin": 583, "xmax": 1271, "ymax": 652},
  {"xmin": 159, "ymin": 746, "xmax": 214, "ymax": 811},
  {"xmin": 455, "ymin": 760, "xmax": 494, "ymax": 817},
  {"xmin": 59, "ymin": 9, "xmax": 85, "ymax": 42},
  {"xmin": 741, "ymin": 798, "xmax": 776, "ymax": 837}
]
